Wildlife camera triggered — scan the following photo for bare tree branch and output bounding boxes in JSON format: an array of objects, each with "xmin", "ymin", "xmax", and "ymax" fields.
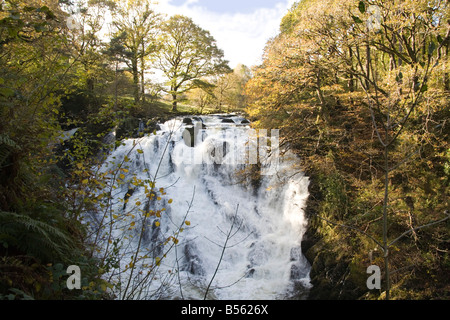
[{"xmin": 388, "ymin": 213, "xmax": 450, "ymax": 248}]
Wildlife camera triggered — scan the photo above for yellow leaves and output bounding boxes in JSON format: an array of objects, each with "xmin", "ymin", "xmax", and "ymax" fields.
[
  {"xmin": 168, "ymin": 199, "xmax": 173, "ymax": 204},
  {"xmin": 155, "ymin": 221, "xmax": 160, "ymax": 227},
  {"xmin": 185, "ymin": 221, "xmax": 191, "ymax": 226},
  {"xmin": 128, "ymin": 221, "xmax": 136, "ymax": 230},
  {"xmin": 135, "ymin": 201, "xmax": 141, "ymax": 206},
  {"xmin": 144, "ymin": 211, "xmax": 153, "ymax": 218},
  {"xmin": 82, "ymin": 179, "xmax": 89, "ymax": 185},
  {"xmin": 137, "ymin": 149, "xmax": 144, "ymax": 154},
  {"xmin": 96, "ymin": 192, "xmax": 105, "ymax": 201},
  {"xmin": 132, "ymin": 176, "xmax": 143, "ymax": 187},
  {"xmin": 165, "ymin": 236, "xmax": 179, "ymax": 245}
]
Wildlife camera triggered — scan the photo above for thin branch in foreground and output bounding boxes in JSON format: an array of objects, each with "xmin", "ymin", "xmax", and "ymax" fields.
[
  {"xmin": 314, "ymin": 213, "xmax": 385, "ymax": 250},
  {"xmin": 203, "ymin": 204, "xmax": 241, "ymax": 300},
  {"xmin": 388, "ymin": 212, "xmax": 450, "ymax": 248}
]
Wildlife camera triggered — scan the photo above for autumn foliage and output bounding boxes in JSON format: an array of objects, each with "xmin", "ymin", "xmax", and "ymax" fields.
[{"xmin": 246, "ymin": 0, "xmax": 449, "ymax": 299}]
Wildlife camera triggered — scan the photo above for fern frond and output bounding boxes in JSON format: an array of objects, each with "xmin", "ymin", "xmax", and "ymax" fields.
[
  {"xmin": 0, "ymin": 211, "xmax": 76, "ymax": 263},
  {"xmin": 0, "ymin": 133, "xmax": 21, "ymax": 169},
  {"xmin": 0, "ymin": 134, "xmax": 20, "ymax": 150}
]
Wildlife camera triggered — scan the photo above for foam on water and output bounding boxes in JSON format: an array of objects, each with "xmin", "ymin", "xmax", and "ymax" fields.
[{"xmin": 90, "ymin": 114, "xmax": 311, "ymax": 300}]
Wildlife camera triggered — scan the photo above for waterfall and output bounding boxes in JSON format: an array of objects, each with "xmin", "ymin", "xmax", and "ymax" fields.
[{"xmin": 89, "ymin": 114, "xmax": 311, "ymax": 300}]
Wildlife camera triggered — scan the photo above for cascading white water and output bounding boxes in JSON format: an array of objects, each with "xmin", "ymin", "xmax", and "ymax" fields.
[{"xmin": 93, "ymin": 114, "xmax": 311, "ymax": 300}]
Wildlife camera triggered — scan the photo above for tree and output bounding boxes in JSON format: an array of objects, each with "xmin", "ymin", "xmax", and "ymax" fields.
[
  {"xmin": 246, "ymin": 0, "xmax": 450, "ymax": 300},
  {"xmin": 156, "ymin": 15, "xmax": 230, "ymax": 112},
  {"xmin": 187, "ymin": 84, "xmax": 215, "ymax": 113},
  {"xmin": 110, "ymin": 0, "xmax": 161, "ymax": 106},
  {"xmin": 102, "ymin": 31, "xmax": 130, "ymax": 110},
  {"xmin": 345, "ymin": 0, "xmax": 450, "ymax": 300},
  {"xmin": 0, "ymin": 0, "xmax": 109, "ymax": 299},
  {"xmin": 61, "ymin": 0, "xmax": 111, "ymax": 111},
  {"xmin": 214, "ymin": 64, "xmax": 251, "ymax": 111}
]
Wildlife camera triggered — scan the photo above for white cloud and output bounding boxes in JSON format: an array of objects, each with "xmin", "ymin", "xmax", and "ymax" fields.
[{"xmin": 155, "ymin": 0, "xmax": 296, "ymax": 68}]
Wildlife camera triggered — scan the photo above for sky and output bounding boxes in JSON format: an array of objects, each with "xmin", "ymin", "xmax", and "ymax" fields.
[{"xmin": 156, "ymin": 0, "xmax": 297, "ymax": 69}]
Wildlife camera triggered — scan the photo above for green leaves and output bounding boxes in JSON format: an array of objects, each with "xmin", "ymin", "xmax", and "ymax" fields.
[
  {"xmin": 352, "ymin": 15, "xmax": 363, "ymax": 24},
  {"xmin": 420, "ymin": 84, "xmax": 428, "ymax": 93},
  {"xmin": 351, "ymin": 1, "xmax": 366, "ymax": 24},
  {"xmin": 358, "ymin": 1, "xmax": 366, "ymax": 14},
  {"xmin": 158, "ymin": 14, "xmax": 230, "ymax": 109},
  {"xmin": 36, "ymin": 6, "xmax": 56, "ymax": 20},
  {"xmin": 0, "ymin": 87, "xmax": 15, "ymax": 98}
]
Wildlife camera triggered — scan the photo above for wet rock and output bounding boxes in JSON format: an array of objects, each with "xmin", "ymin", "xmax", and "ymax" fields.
[
  {"xmin": 221, "ymin": 118, "xmax": 235, "ymax": 124},
  {"xmin": 182, "ymin": 243, "xmax": 205, "ymax": 276},
  {"xmin": 290, "ymin": 263, "xmax": 309, "ymax": 280},
  {"xmin": 122, "ymin": 188, "xmax": 135, "ymax": 211},
  {"xmin": 150, "ymin": 220, "xmax": 163, "ymax": 258},
  {"xmin": 246, "ymin": 267, "xmax": 256, "ymax": 278},
  {"xmin": 183, "ymin": 118, "xmax": 193, "ymax": 125}
]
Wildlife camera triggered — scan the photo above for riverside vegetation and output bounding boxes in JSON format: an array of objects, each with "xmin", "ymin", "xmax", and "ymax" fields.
[
  {"xmin": 0, "ymin": 0, "xmax": 449, "ymax": 300},
  {"xmin": 246, "ymin": 0, "xmax": 449, "ymax": 299}
]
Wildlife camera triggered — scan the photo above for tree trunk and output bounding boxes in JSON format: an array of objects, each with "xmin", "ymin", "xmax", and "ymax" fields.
[
  {"xmin": 366, "ymin": 43, "xmax": 371, "ymax": 89},
  {"xmin": 172, "ymin": 93, "xmax": 178, "ymax": 112},
  {"xmin": 114, "ymin": 61, "xmax": 119, "ymax": 111},
  {"xmin": 383, "ymin": 144, "xmax": 391, "ymax": 300},
  {"xmin": 140, "ymin": 44, "xmax": 146, "ymax": 105},
  {"xmin": 132, "ymin": 58, "xmax": 140, "ymax": 105},
  {"xmin": 141, "ymin": 65, "xmax": 146, "ymax": 105},
  {"xmin": 445, "ymin": 41, "xmax": 449, "ymax": 91},
  {"xmin": 348, "ymin": 47, "xmax": 355, "ymax": 92}
]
